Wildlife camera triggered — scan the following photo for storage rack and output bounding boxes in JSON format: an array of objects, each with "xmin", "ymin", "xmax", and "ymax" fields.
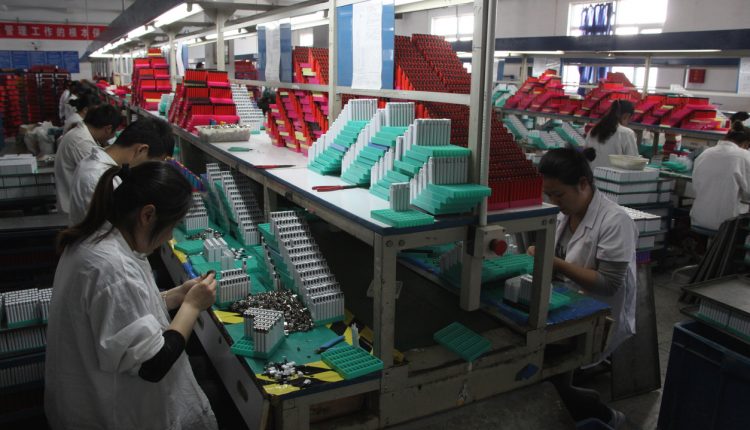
[{"xmin": 92, "ymin": 1, "xmax": 613, "ymax": 428}]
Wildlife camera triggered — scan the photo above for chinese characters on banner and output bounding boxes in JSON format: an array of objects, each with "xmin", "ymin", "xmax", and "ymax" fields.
[{"xmin": 0, "ymin": 22, "xmax": 107, "ymax": 40}]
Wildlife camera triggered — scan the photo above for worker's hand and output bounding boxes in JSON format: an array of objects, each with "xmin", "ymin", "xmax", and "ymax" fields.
[
  {"xmin": 526, "ymin": 245, "xmax": 536, "ymax": 257},
  {"xmin": 183, "ymin": 272, "xmax": 216, "ymax": 311}
]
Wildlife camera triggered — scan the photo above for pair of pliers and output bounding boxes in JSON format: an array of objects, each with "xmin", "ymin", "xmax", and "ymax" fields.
[{"xmin": 312, "ymin": 185, "xmax": 359, "ymax": 192}]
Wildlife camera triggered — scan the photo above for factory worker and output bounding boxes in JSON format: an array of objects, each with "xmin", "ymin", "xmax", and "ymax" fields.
[
  {"xmin": 62, "ymin": 92, "xmax": 101, "ymax": 134},
  {"xmin": 54, "ymin": 104, "xmax": 123, "ymax": 216},
  {"xmin": 68, "ymin": 117, "xmax": 174, "ymax": 225},
  {"xmin": 528, "ymin": 148, "xmax": 637, "ymax": 429},
  {"xmin": 584, "ymin": 100, "xmax": 639, "ymax": 170},
  {"xmin": 46, "ymin": 162, "xmax": 218, "ymax": 430},
  {"xmin": 691, "ymin": 121, "xmax": 750, "ymax": 231},
  {"xmin": 58, "ymin": 81, "xmax": 82, "ymax": 122}
]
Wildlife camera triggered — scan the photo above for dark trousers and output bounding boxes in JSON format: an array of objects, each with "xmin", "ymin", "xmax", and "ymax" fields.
[{"xmin": 550, "ymin": 370, "xmax": 613, "ymax": 423}]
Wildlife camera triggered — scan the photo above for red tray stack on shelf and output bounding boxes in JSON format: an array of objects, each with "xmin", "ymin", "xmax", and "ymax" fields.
[
  {"xmin": 411, "ymin": 34, "xmax": 471, "ymax": 94},
  {"xmin": 23, "ymin": 67, "xmax": 69, "ymax": 125},
  {"xmin": 0, "ymin": 74, "xmax": 26, "ymax": 136},
  {"xmin": 574, "ymin": 73, "xmax": 640, "ymax": 119},
  {"xmin": 167, "ymin": 69, "xmax": 239, "ymax": 133},
  {"xmin": 130, "ymin": 54, "xmax": 170, "ymax": 110},
  {"xmin": 266, "ymin": 92, "xmax": 295, "ymax": 148},
  {"xmin": 234, "ymin": 60, "xmax": 258, "ymax": 80}
]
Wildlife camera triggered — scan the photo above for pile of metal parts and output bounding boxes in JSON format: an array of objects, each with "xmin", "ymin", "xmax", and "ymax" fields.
[
  {"xmin": 230, "ymin": 289, "xmax": 315, "ymax": 333},
  {"xmin": 262, "ymin": 358, "xmax": 312, "ymax": 386}
]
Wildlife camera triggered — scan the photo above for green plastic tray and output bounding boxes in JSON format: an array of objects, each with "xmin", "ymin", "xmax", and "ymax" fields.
[
  {"xmin": 321, "ymin": 344, "xmax": 384, "ymax": 379},
  {"xmin": 175, "ymin": 240, "xmax": 205, "ymax": 255},
  {"xmin": 230, "ymin": 336, "xmax": 284, "ymax": 360},
  {"xmin": 433, "ymin": 322, "xmax": 491, "ymax": 362},
  {"xmin": 371, "ymin": 209, "xmax": 435, "ymax": 228}
]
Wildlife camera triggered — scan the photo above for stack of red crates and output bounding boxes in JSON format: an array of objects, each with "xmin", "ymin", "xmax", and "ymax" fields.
[
  {"xmin": 265, "ymin": 47, "xmax": 331, "ymax": 154},
  {"xmin": 393, "ymin": 34, "xmax": 542, "ymax": 210},
  {"xmin": 167, "ymin": 69, "xmax": 239, "ymax": 133},
  {"xmin": 234, "ymin": 60, "xmax": 258, "ymax": 80},
  {"xmin": 130, "ymin": 52, "xmax": 170, "ymax": 110},
  {"xmin": 24, "ymin": 66, "xmax": 69, "ymax": 125},
  {"xmin": 574, "ymin": 73, "xmax": 640, "ymax": 119},
  {"xmin": 411, "ymin": 34, "xmax": 471, "ymax": 94},
  {"xmin": 0, "ymin": 74, "xmax": 25, "ymax": 137}
]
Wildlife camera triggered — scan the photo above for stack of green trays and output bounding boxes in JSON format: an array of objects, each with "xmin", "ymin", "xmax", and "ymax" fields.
[
  {"xmin": 341, "ymin": 127, "xmax": 407, "ymax": 186},
  {"xmin": 502, "ymin": 118, "xmax": 527, "ymax": 140},
  {"xmin": 412, "ymin": 184, "xmax": 492, "ymax": 215},
  {"xmin": 553, "ymin": 126, "xmax": 582, "ymax": 148},
  {"xmin": 174, "ymin": 240, "xmax": 204, "ymax": 255},
  {"xmin": 308, "ymin": 121, "xmax": 368, "ymax": 175},
  {"xmin": 433, "ymin": 322, "xmax": 491, "ymax": 362},
  {"xmin": 321, "ymin": 345, "xmax": 384, "ymax": 379},
  {"xmin": 371, "ymin": 209, "xmax": 435, "ymax": 228},
  {"xmin": 230, "ymin": 336, "xmax": 283, "ymax": 360}
]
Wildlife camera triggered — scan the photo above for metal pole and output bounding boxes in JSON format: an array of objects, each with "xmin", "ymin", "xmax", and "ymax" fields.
[
  {"xmin": 520, "ymin": 54, "xmax": 528, "ymax": 82},
  {"xmin": 642, "ymin": 55, "xmax": 652, "ymax": 99},
  {"xmin": 328, "ymin": 0, "xmax": 340, "ymax": 121},
  {"xmin": 478, "ymin": 0, "xmax": 497, "ymax": 227},
  {"xmin": 168, "ymin": 31, "xmax": 178, "ymax": 90}
]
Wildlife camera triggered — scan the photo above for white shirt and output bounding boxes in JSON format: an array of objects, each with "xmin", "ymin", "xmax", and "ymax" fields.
[
  {"xmin": 555, "ymin": 190, "xmax": 638, "ymax": 359},
  {"xmin": 58, "ymin": 89, "xmax": 70, "ymax": 121},
  {"xmin": 691, "ymin": 140, "xmax": 750, "ymax": 230},
  {"xmin": 62, "ymin": 112, "xmax": 84, "ymax": 134},
  {"xmin": 585, "ymin": 124, "xmax": 638, "ymax": 171},
  {"xmin": 55, "ymin": 123, "xmax": 98, "ymax": 214},
  {"xmin": 69, "ymin": 148, "xmax": 121, "ymax": 225},
  {"xmin": 45, "ymin": 224, "xmax": 217, "ymax": 430}
]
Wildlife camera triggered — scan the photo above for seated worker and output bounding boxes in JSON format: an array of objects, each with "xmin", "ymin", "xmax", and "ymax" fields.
[
  {"xmin": 46, "ymin": 162, "xmax": 218, "ymax": 429},
  {"xmin": 55, "ymin": 104, "xmax": 123, "ymax": 216},
  {"xmin": 691, "ymin": 121, "xmax": 750, "ymax": 231},
  {"xmin": 68, "ymin": 117, "xmax": 174, "ymax": 225},
  {"xmin": 528, "ymin": 148, "xmax": 637, "ymax": 429},
  {"xmin": 62, "ymin": 92, "xmax": 101, "ymax": 134},
  {"xmin": 584, "ymin": 100, "xmax": 638, "ymax": 171}
]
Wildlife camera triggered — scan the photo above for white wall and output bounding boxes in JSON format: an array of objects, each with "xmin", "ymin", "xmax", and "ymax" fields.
[
  {"xmin": 234, "ymin": 35, "xmax": 259, "ymax": 56},
  {"xmin": 686, "ymin": 67, "xmax": 739, "ymax": 93},
  {"xmin": 663, "ymin": 0, "xmax": 750, "ymax": 31}
]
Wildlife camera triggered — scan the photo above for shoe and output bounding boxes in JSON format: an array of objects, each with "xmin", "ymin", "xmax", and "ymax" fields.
[{"xmin": 608, "ymin": 408, "xmax": 626, "ymax": 429}]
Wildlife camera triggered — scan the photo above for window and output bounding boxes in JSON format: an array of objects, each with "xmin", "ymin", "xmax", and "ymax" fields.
[
  {"xmin": 431, "ymin": 13, "xmax": 473, "ymax": 42},
  {"xmin": 299, "ymin": 31, "xmax": 313, "ymax": 47},
  {"xmin": 568, "ymin": 0, "xmax": 668, "ymax": 36}
]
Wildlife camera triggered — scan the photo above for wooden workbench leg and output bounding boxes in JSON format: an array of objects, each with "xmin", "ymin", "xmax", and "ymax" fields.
[
  {"xmin": 373, "ymin": 235, "xmax": 397, "ymax": 367},
  {"xmin": 529, "ymin": 217, "xmax": 556, "ymax": 329}
]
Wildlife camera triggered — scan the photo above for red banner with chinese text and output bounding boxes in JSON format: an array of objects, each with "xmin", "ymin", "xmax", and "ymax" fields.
[{"xmin": 0, "ymin": 22, "xmax": 107, "ymax": 40}]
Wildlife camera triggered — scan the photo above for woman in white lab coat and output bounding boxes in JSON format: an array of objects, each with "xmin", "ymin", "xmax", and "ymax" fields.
[
  {"xmin": 54, "ymin": 104, "xmax": 123, "ymax": 216},
  {"xmin": 62, "ymin": 92, "xmax": 101, "ymax": 134},
  {"xmin": 584, "ymin": 100, "xmax": 638, "ymax": 170},
  {"xmin": 691, "ymin": 121, "xmax": 750, "ymax": 231},
  {"xmin": 46, "ymin": 162, "xmax": 218, "ymax": 430},
  {"xmin": 528, "ymin": 148, "xmax": 638, "ymax": 429}
]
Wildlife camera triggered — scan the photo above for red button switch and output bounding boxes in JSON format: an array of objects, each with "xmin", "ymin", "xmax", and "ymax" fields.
[{"xmin": 490, "ymin": 239, "xmax": 507, "ymax": 256}]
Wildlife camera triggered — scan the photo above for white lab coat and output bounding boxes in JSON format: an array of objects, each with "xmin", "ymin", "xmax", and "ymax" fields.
[
  {"xmin": 58, "ymin": 89, "xmax": 70, "ymax": 121},
  {"xmin": 54, "ymin": 123, "xmax": 98, "ymax": 214},
  {"xmin": 691, "ymin": 140, "xmax": 750, "ymax": 231},
  {"xmin": 555, "ymin": 190, "xmax": 638, "ymax": 358},
  {"xmin": 45, "ymin": 224, "xmax": 217, "ymax": 430},
  {"xmin": 584, "ymin": 124, "xmax": 639, "ymax": 171},
  {"xmin": 69, "ymin": 148, "xmax": 120, "ymax": 225},
  {"xmin": 62, "ymin": 112, "xmax": 84, "ymax": 134}
]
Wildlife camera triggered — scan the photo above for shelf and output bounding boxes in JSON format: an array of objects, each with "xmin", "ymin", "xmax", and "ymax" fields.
[{"xmin": 499, "ymin": 108, "xmax": 726, "ymax": 142}]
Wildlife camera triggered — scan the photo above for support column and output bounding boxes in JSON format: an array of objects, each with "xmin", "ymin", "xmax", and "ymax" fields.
[
  {"xmin": 642, "ymin": 55, "xmax": 652, "ymax": 99},
  {"xmin": 205, "ymin": 9, "xmax": 234, "ymax": 72},
  {"xmin": 167, "ymin": 30, "xmax": 179, "ymax": 90},
  {"xmin": 328, "ymin": 0, "xmax": 340, "ymax": 121}
]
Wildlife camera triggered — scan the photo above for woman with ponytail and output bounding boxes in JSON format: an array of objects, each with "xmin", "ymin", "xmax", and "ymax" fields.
[
  {"xmin": 528, "ymin": 148, "xmax": 637, "ymax": 429},
  {"xmin": 46, "ymin": 162, "xmax": 218, "ymax": 430},
  {"xmin": 584, "ymin": 99, "xmax": 638, "ymax": 170},
  {"xmin": 691, "ymin": 121, "xmax": 750, "ymax": 231}
]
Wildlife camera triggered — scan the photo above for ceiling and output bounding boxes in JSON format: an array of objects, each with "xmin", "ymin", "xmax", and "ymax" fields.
[{"xmin": 0, "ymin": 0, "xmax": 135, "ymax": 24}]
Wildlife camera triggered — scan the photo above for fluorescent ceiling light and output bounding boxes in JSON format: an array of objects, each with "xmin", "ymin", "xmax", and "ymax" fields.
[
  {"xmin": 611, "ymin": 49, "xmax": 721, "ymax": 53},
  {"xmin": 128, "ymin": 25, "xmax": 153, "ymax": 40},
  {"xmin": 154, "ymin": 4, "xmax": 204, "ymax": 28},
  {"xmin": 640, "ymin": 28, "xmax": 663, "ymax": 34},
  {"xmin": 458, "ymin": 36, "xmax": 472, "ymax": 42},
  {"xmin": 290, "ymin": 11, "xmax": 324, "ymax": 25},
  {"xmin": 456, "ymin": 52, "xmax": 471, "ymax": 58},
  {"xmin": 394, "ymin": 0, "xmax": 421, "ymax": 5},
  {"xmin": 615, "ymin": 26, "xmax": 639, "ymax": 35},
  {"xmin": 510, "ymin": 50, "xmax": 566, "ymax": 55},
  {"xmin": 291, "ymin": 19, "xmax": 328, "ymax": 30},
  {"xmin": 494, "ymin": 51, "xmax": 510, "ymax": 57},
  {"xmin": 206, "ymin": 33, "xmax": 218, "ymax": 40}
]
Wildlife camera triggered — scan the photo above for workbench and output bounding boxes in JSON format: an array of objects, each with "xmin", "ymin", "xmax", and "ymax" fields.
[{"xmin": 126, "ymin": 102, "xmax": 610, "ymax": 430}]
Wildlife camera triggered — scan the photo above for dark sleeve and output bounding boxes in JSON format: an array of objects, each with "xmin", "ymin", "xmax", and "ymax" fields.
[{"xmin": 138, "ymin": 330, "xmax": 186, "ymax": 383}]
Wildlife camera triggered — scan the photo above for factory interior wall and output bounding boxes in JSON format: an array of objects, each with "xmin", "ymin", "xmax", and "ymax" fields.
[{"xmin": 0, "ymin": 38, "xmax": 92, "ymax": 80}]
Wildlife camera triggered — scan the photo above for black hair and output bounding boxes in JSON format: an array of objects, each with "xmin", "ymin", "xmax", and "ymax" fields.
[
  {"xmin": 84, "ymin": 104, "xmax": 124, "ymax": 130},
  {"xmin": 730, "ymin": 111, "xmax": 749, "ymax": 124},
  {"xmin": 726, "ymin": 120, "xmax": 750, "ymax": 144},
  {"xmin": 57, "ymin": 162, "xmax": 192, "ymax": 252},
  {"xmin": 539, "ymin": 147, "xmax": 595, "ymax": 186},
  {"xmin": 589, "ymin": 100, "xmax": 635, "ymax": 144},
  {"xmin": 113, "ymin": 117, "xmax": 175, "ymax": 158},
  {"xmin": 68, "ymin": 92, "xmax": 101, "ymax": 113},
  {"xmin": 69, "ymin": 81, "xmax": 83, "ymax": 94}
]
